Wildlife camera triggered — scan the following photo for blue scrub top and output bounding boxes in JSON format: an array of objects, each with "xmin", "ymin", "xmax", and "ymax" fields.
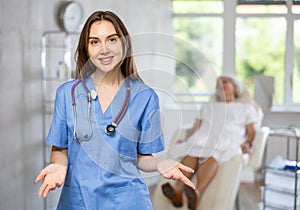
[{"xmin": 46, "ymin": 76, "xmax": 165, "ymax": 210}]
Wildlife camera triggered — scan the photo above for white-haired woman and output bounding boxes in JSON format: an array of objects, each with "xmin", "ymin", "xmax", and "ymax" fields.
[{"xmin": 162, "ymin": 75, "xmax": 258, "ymax": 210}]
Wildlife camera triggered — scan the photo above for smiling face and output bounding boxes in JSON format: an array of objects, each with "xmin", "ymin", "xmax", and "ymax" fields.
[{"xmin": 88, "ymin": 20, "xmax": 124, "ymax": 73}]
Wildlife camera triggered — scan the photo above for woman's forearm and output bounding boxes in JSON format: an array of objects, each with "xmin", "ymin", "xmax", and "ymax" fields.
[
  {"xmin": 50, "ymin": 146, "xmax": 68, "ymax": 167},
  {"xmin": 245, "ymin": 123, "xmax": 256, "ymax": 146},
  {"xmin": 185, "ymin": 119, "xmax": 201, "ymax": 139},
  {"xmin": 137, "ymin": 154, "xmax": 157, "ymax": 172}
]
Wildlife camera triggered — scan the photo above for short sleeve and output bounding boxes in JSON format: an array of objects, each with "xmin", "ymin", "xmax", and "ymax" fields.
[
  {"xmin": 46, "ymin": 85, "xmax": 68, "ymax": 148},
  {"xmin": 244, "ymin": 104, "xmax": 258, "ymax": 125},
  {"xmin": 198, "ymin": 104, "xmax": 209, "ymax": 119},
  {"xmin": 137, "ymin": 92, "xmax": 165, "ymax": 155}
]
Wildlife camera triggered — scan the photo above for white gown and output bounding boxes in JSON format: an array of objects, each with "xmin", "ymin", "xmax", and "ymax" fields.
[{"xmin": 186, "ymin": 102, "xmax": 258, "ymax": 163}]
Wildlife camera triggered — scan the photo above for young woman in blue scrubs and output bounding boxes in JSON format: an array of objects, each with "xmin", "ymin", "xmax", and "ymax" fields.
[{"xmin": 35, "ymin": 11, "xmax": 195, "ymax": 209}]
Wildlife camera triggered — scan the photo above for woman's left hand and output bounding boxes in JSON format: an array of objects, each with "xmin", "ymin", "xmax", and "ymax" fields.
[
  {"xmin": 241, "ymin": 141, "xmax": 251, "ymax": 154},
  {"xmin": 156, "ymin": 159, "xmax": 195, "ymax": 189}
]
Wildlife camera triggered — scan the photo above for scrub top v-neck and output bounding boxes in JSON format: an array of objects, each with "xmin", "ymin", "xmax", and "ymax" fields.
[
  {"xmin": 46, "ymin": 76, "xmax": 165, "ymax": 210},
  {"xmin": 91, "ymin": 76, "xmax": 124, "ymax": 116}
]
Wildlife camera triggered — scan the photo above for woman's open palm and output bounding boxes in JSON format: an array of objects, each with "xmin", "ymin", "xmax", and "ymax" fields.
[
  {"xmin": 35, "ymin": 163, "xmax": 67, "ymax": 198},
  {"xmin": 157, "ymin": 159, "xmax": 195, "ymax": 190}
]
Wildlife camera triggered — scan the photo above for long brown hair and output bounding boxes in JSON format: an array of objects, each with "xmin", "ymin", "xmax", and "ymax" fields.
[{"xmin": 74, "ymin": 11, "xmax": 141, "ymax": 81}]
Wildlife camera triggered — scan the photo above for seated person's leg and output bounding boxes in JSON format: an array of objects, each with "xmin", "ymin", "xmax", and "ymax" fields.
[
  {"xmin": 185, "ymin": 156, "xmax": 219, "ymax": 210},
  {"xmin": 196, "ymin": 156, "xmax": 218, "ymax": 193}
]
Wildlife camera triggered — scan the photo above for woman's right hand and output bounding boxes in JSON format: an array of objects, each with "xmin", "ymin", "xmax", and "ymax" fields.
[{"xmin": 35, "ymin": 163, "xmax": 67, "ymax": 198}]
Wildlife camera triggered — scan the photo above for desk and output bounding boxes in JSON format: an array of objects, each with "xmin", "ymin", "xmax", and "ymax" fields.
[{"xmin": 263, "ymin": 127, "xmax": 300, "ymax": 210}]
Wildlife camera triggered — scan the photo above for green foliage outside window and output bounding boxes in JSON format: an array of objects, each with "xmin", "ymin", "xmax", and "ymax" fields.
[{"xmin": 235, "ymin": 17, "xmax": 286, "ymax": 105}]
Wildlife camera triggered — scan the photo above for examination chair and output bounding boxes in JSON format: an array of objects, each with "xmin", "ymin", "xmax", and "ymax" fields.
[{"xmin": 152, "ymin": 91, "xmax": 270, "ymax": 210}]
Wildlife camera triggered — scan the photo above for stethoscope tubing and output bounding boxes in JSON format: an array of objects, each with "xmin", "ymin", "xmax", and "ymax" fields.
[
  {"xmin": 71, "ymin": 76, "xmax": 130, "ymax": 140},
  {"xmin": 113, "ymin": 78, "xmax": 130, "ymax": 125},
  {"xmin": 72, "ymin": 78, "xmax": 93, "ymax": 141}
]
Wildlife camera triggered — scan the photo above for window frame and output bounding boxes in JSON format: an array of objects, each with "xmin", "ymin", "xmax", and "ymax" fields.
[
  {"xmin": 238, "ymin": 0, "xmax": 287, "ymax": 5},
  {"xmin": 172, "ymin": 0, "xmax": 300, "ymax": 108}
]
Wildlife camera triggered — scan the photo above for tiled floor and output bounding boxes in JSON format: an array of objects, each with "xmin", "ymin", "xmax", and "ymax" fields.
[{"xmin": 238, "ymin": 181, "xmax": 263, "ymax": 210}]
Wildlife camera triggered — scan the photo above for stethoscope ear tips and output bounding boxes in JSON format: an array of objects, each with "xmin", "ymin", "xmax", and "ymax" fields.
[{"xmin": 105, "ymin": 124, "xmax": 116, "ymax": 136}]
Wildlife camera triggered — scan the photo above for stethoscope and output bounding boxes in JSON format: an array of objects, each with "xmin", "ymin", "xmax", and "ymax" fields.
[{"xmin": 71, "ymin": 76, "xmax": 130, "ymax": 141}]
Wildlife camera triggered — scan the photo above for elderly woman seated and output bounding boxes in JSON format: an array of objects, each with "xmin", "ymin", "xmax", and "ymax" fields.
[{"xmin": 161, "ymin": 74, "xmax": 259, "ymax": 210}]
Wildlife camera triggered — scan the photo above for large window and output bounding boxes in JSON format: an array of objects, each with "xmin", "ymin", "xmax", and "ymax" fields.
[
  {"xmin": 235, "ymin": 1, "xmax": 300, "ymax": 106},
  {"xmin": 173, "ymin": 0, "xmax": 300, "ymax": 108},
  {"xmin": 235, "ymin": 17, "xmax": 286, "ymax": 104},
  {"xmin": 172, "ymin": 0, "xmax": 223, "ymax": 103},
  {"xmin": 293, "ymin": 19, "xmax": 300, "ymax": 103}
]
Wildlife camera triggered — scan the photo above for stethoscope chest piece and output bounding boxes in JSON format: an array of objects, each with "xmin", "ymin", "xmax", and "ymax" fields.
[
  {"xmin": 105, "ymin": 124, "xmax": 116, "ymax": 136},
  {"xmin": 90, "ymin": 90, "xmax": 97, "ymax": 100}
]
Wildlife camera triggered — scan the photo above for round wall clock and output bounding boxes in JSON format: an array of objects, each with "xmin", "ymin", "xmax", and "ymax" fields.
[{"xmin": 58, "ymin": 1, "xmax": 83, "ymax": 33}]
